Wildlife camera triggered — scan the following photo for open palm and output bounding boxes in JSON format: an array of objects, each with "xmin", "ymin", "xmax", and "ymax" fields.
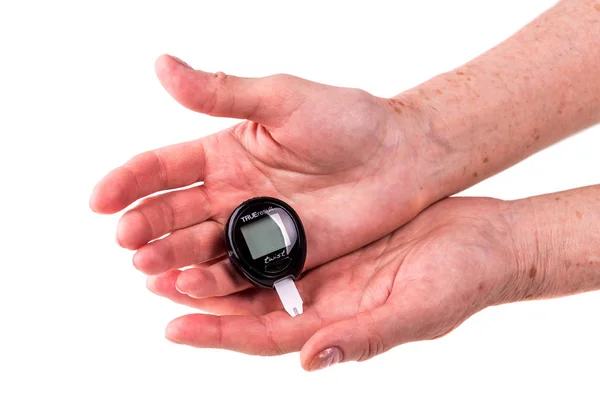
[
  {"xmin": 90, "ymin": 55, "xmax": 430, "ymax": 281},
  {"xmin": 146, "ymin": 197, "xmax": 516, "ymax": 370}
]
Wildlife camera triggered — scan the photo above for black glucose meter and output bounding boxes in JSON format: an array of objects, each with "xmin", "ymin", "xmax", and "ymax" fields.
[{"xmin": 225, "ymin": 197, "xmax": 306, "ymax": 316}]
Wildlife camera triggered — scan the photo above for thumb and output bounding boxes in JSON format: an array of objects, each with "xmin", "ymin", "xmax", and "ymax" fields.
[
  {"xmin": 154, "ymin": 54, "xmax": 306, "ymax": 126},
  {"xmin": 300, "ymin": 304, "xmax": 404, "ymax": 371}
]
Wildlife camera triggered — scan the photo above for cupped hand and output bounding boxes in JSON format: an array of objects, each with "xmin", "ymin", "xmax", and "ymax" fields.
[
  {"xmin": 146, "ymin": 197, "xmax": 519, "ymax": 371},
  {"xmin": 90, "ymin": 54, "xmax": 432, "ymax": 279}
]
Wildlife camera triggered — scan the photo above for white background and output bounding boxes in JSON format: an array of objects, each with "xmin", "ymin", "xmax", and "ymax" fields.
[{"xmin": 1, "ymin": 0, "xmax": 599, "ymax": 399}]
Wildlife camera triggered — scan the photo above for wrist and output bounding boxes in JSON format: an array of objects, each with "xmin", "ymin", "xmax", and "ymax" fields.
[
  {"xmin": 390, "ymin": 67, "xmax": 508, "ymax": 205},
  {"xmin": 380, "ymin": 91, "xmax": 443, "ymax": 214},
  {"xmin": 383, "ymin": 87, "xmax": 469, "ymax": 215},
  {"xmin": 495, "ymin": 187, "xmax": 600, "ymax": 305},
  {"xmin": 495, "ymin": 197, "xmax": 552, "ymax": 304},
  {"xmin": 392, "ymin": 54, "xmax": 577, "ymax": 204}
]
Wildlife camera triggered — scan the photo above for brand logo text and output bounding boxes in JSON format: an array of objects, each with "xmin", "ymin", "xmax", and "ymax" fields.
[{"xmin": 241, "ymin": 207, "xmax": 273, "ymax": 222}]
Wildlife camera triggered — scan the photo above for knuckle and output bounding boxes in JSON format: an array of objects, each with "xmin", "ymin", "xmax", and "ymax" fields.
[
  {"xmin": 357, "ymin": 334, "xmax": 386, "ymax": 362},
  {"xmin": 195, "ymin": 185, "xmax": 213, "ymax": 219},
  {"xmin": 355, "ymin": 312, "xmax": 387, "ymax": 362},
  {"xmin": 163, "ymin": 237, "xmax": 178, "ymax": 267},
  {"xmin": 213, "ymin": 71, "xmax": 228, "ymax": 81},
  {"xmin": 260, "ymin": 316, "xmax": 286, "ymax": 357},
  {"xmin": 212, "ymin": 71, "xmax": 231, "ymax": 93},
  {"xmin": 156, "ymin": 195, "xmax": 175, "ymax": 232},
  {"xmin": 131, "ymin": 208, "xmax": 154, "ymax": 238},
  {"xmin": 133, "ymin": 150, "xmax": 168, "ymax": 188},
  {"xmin": 204, "ymin": 72, "xmax": 230, "ymax": 114}
]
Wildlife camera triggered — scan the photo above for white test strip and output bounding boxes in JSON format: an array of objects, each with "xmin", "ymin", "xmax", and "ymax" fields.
[{"xmin": 274, "ymin": 277, "xmax": 303, "ymax": 317}]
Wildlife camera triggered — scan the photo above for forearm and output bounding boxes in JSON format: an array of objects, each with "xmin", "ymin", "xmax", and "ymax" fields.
[
  {"xmin": 500, "ymin": 185, "xmax": 600, "ymax": 303},
  {"xmin": 398, "ymin": 0, "xmax": 600, "ymax": 200}
]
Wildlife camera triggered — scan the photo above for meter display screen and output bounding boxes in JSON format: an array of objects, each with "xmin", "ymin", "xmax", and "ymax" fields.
[{"xmin": 240, "ymin": 215, "xmax": 287, "ymax": 259}]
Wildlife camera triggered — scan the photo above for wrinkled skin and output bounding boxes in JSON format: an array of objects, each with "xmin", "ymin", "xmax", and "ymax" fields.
[
  {"xmin": 146, "ymin": 197, "xmax": 516, "ymax": 370},
  {"xmin": 90, "ymin": 55, "xmax": 433, "ymax": 283},
  {"xmin": 90, "ymin": 55, "xmax": 510, "ymax": 370}
]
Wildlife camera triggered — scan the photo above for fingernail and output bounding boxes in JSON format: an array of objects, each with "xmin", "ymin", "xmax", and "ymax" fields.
[
  {"xmin": 308, "ymin": 347, "xmax": 343, "ymax": 371},
  {"xmin": 145, "ymin": 275, "xmax": 158, "ymax": 293},
  {"xmin": 170, "ymin": 55, "xmax": 192, "ymax": 69},
  {"xmin": 174, "ymin": 280, "xmax": 192, "ymax": 296},
  {"xmin": 165, "ymin": 334, "xmax": 182, "ymax": 344},
  {"xmin": 165, "ymin": 323, "xmax": 183, "ymax": 344},
  {"xmin": 174, "ymin": 283, "xmax": 186, "ymax": 295},
  {"xmin": 115, "ymin": 229, "xmax": 122, "ymax": 247}
]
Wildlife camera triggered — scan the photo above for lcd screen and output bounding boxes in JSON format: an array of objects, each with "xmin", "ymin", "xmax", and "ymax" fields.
[{"xmin": 241, "ymin": 215, "xmax": 287, "ymax": 259}]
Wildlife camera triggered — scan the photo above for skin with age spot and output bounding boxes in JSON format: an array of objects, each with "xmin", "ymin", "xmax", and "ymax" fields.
[
  {"xmin": 90, "ymin": 0, "xmax": 600, "ymax": 371},
  {"xmin": 149, "ymin": 197, "xmax": 518, "ymax": 363},
  {"xmin": 387, "ymin": 98, "xmax": 406, "ymax": 114},
  {"xmin": 148, "ymin": 185, "xmax": 600, "ymax": 368},
  {"xmin": 529, "ymin": 266, "xmax": 537, "ymax": 279}
]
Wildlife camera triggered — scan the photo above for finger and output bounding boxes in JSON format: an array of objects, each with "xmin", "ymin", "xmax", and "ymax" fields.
[
  {"xmin": 175, "ymin": 259, "xmax": 252, "ymax": 298},
  {"xmin": 155, "ymin": 54, "xmax": 307, "ymax": 126},
  {"xmin": 116, "ymin": 185, "xmax": 212, "ymax": 249},
  {"xmin": 165, "ymin": 311, "xmax": 321, "ymax": 356},
  {"xmin": 133, "ymin": 221, "xmax": 224, "ymax": 274},
  {"xmin": 147, "ymin": 270, "xmax": 280, "ymax": 316},
  {"xmin": 89, "ymin": 139, "xmax": 206, "ymax": 214},
  {"xmin": 300, "ymin": 304, "xmax": 403, "ymax": 371}
]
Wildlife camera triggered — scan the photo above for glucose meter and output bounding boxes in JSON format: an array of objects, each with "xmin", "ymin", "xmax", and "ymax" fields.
[{"xmin": 225, "ymin": 197, "xmax": 306, "ymax": 317}]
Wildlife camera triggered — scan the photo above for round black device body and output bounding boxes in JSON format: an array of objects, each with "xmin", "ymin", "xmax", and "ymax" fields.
[{"xmin": 225, "ymin": 197, "xmax": 307, "ymax": 289}]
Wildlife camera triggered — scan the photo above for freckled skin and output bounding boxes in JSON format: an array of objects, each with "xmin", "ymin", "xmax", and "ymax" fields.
[
  {"xmin": 529, "ymin": 265, "xmax": 537, "ymax": 279},
  {"xmin": 148, "ymin": 186, "xmax": 600, "ymax": 364},
  {"xmin": 91, "ymin": 0, "xmax": 600, "ymax": 367},
  {"xmin": 394, "ymin": 0, "xmax": 600, "ymax": 197},
  {"xmin": 151, "ymin": 197, "xmax": 519, "ymax": 359},
  {"xmin": 508, "ymin": 186, "xmax": 600, "ymax": 301}
]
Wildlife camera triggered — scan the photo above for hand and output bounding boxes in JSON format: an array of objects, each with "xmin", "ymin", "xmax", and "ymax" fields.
[
  {"xmin": 90, "ymin": 54, "xmax": 435, "ymax": 280},
  {"xmin": 146, "ymin": 196, "xmax": 518, "ymax": 371}
]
